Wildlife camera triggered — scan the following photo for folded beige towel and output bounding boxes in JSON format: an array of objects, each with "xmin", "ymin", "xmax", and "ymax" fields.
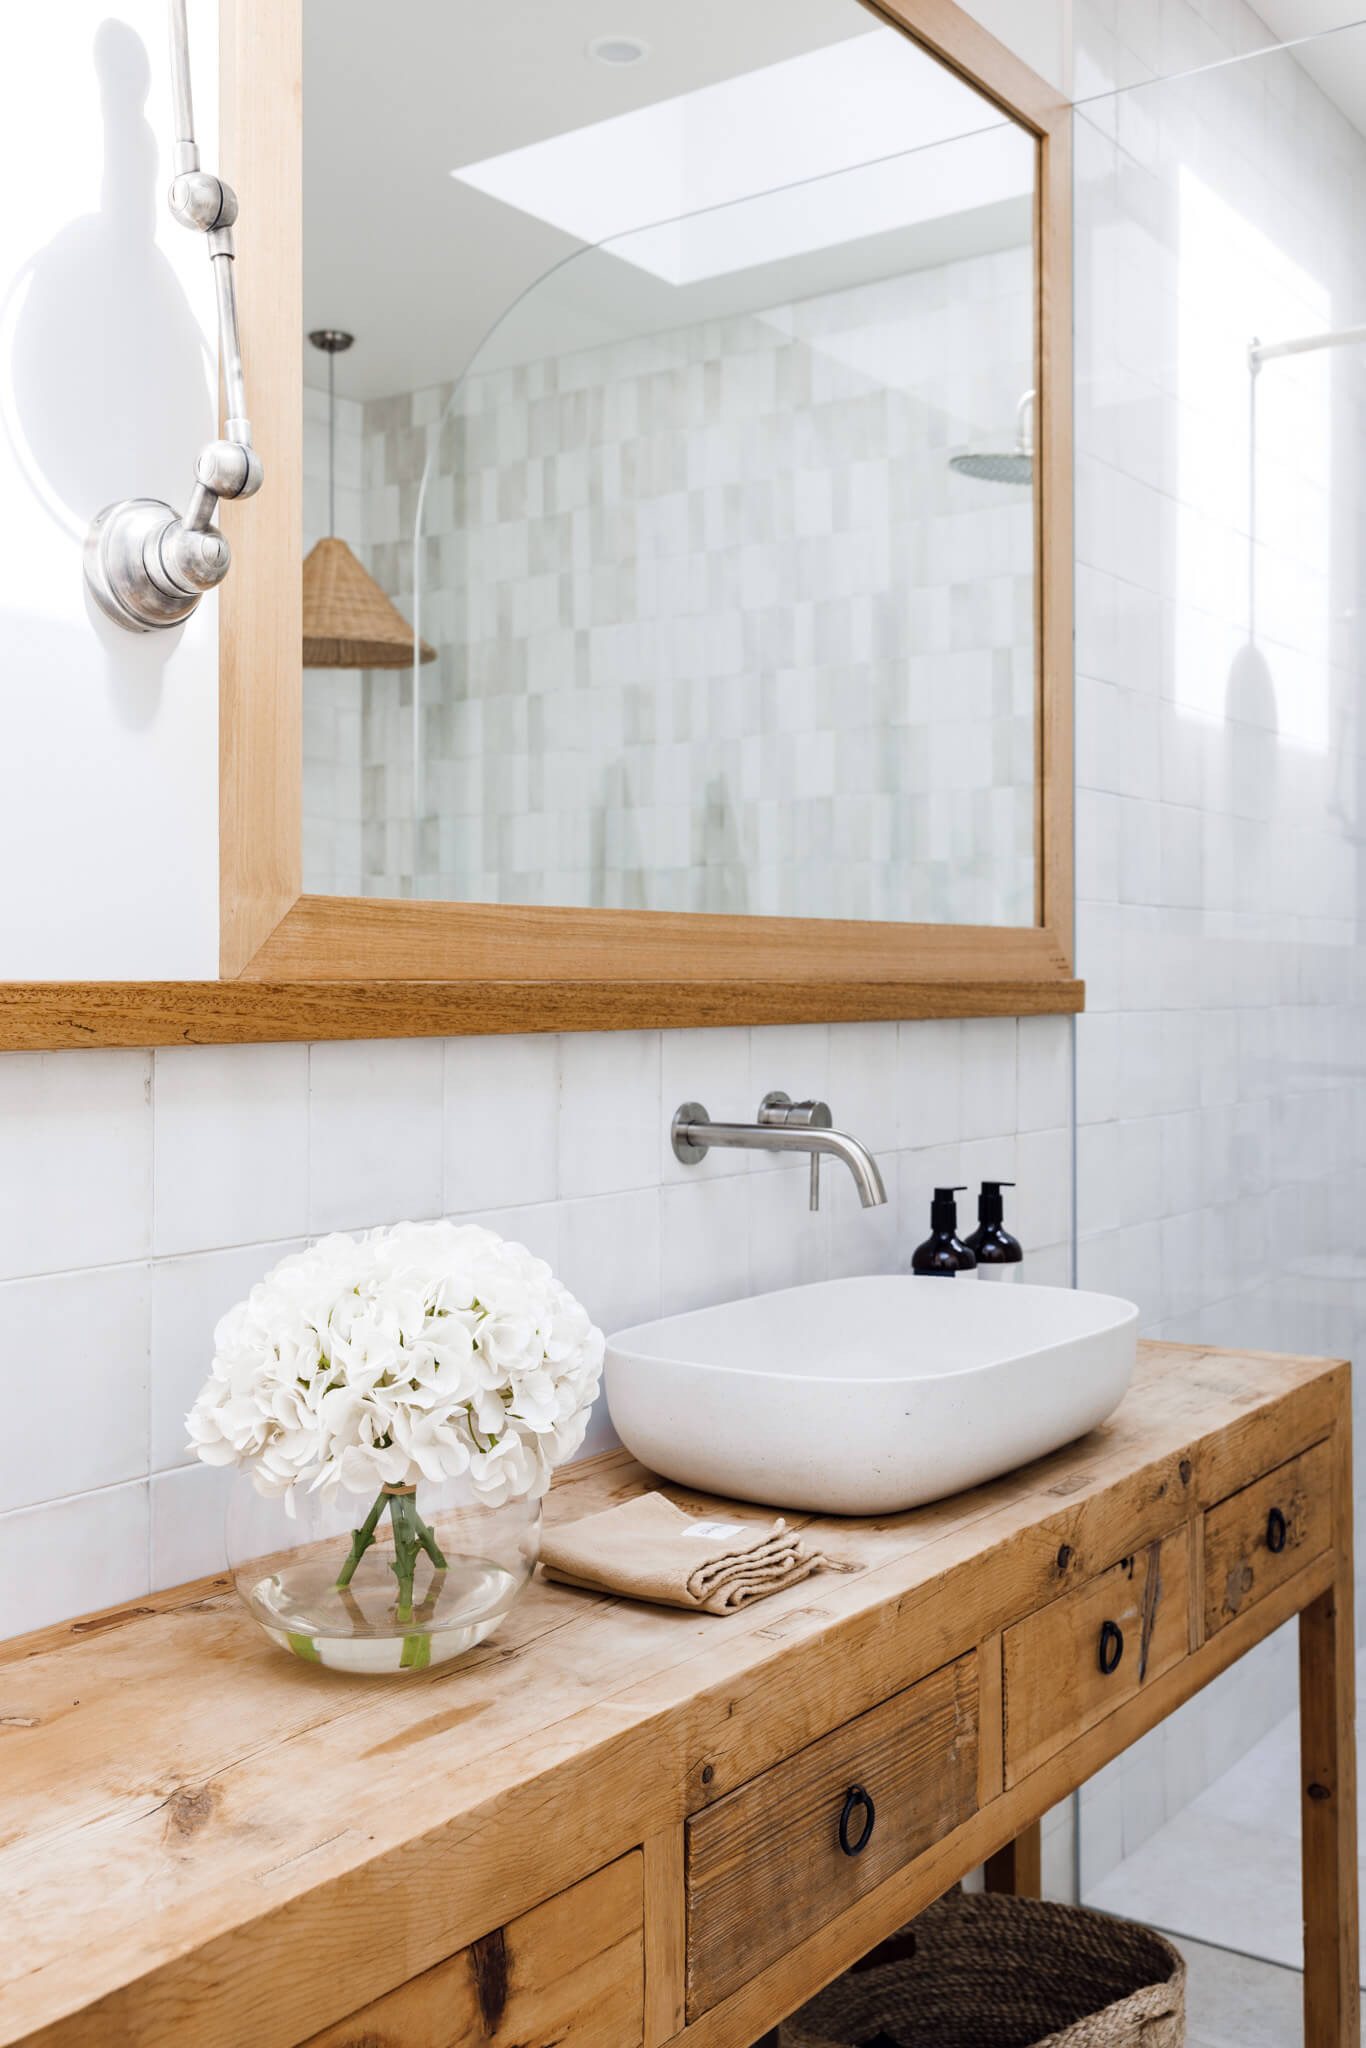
[{"xmin": 540, "ymin": 1491, "xmax": 828, "ymax": 1614}]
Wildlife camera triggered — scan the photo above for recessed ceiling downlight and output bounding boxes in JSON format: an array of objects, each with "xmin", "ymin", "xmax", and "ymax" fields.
[{"xmin": 588, "ymin": 33, "xmax": 649, "ymax": 65}]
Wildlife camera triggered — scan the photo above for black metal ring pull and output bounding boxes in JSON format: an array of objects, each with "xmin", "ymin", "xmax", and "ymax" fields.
[
  {"xmin": 838, "ymin": 1784, "xmax": 876, "ymax": 1857},
  {"xmin": 1266, "ymin": 1507, "xmax": 1288, "ymax": 1555},
  {"xmin": 1098, "ymin": 1619, "xmax": 1125, "ymax": 1676}
]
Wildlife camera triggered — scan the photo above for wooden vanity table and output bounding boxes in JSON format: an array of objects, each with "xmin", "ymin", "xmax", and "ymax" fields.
[{"xmin": 0, "ymin": 1341, "xmax": 1357, "ymax": 2048}]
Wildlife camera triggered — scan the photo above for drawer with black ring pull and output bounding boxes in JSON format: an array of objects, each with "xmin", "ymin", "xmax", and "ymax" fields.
[
  {"xmin": 683, "ymin": 1655, "xmax": 978, "ymax": 2019},
  {"xmin": 1202, "ymin": 1439, "xmax": 1332, "ymax": 1637},
  {"xmin": 1002, "ymin": 1529, "xmax": 1191, "ymax": 1785}
]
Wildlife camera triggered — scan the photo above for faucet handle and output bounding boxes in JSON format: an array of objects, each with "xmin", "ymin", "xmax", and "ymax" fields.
[
  {"xmin": 759, "ymin": 1093, "xmax": 832, "ymax": 1211},
  {"xmin": 758, "ymin": 1091, "xmax": 832, "ymax": 1129}
]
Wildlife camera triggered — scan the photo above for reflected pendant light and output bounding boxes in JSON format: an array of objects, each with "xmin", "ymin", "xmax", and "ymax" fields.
[{"xmin": 302, "ymin": 329, "xmax": 436, "ymax": 669}]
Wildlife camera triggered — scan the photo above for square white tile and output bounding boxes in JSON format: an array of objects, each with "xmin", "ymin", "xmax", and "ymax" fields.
[
  {"xmin": 826, "ymin": 1165, "xmax": 902, "ymax": 1279},
  {"xmin": 1017, "ymin": 1016, "xmax": 1073, "ymax": 1134},
  {"xmin": 0, "ymin": 1264, "xmax": 149, "ymax": 1512},
  {"xmin": 828, "ymin": 1021, "xmax": 900, "ymax": 1157},
  {"xmin": 445, "ymin": 1034, "xmax": 560, "ymax": 1213},
  {"xmin": 150, "ymin": 1463, "xmax": 233, "ymax": 1589},
  {"xmin": 749, "ymin": 1166, "xmax": 831, "ymax": 1295},
  {"xmin": 660, "ymin": 1176, "xmax": 751, "ymax": 1317},
  {"xmin": 153, "ymin": 1045, "xmax": 309, "ymax": 1258},
  {"xmin": 958, "ymin": 1019, "xmax": 1019, "ymax": 1142},
  {"xmin": 0, "ymin": 1483, "xmax": 149, "ymax": 1639},
  {"xmin": 0, "ymin": 1051, "xmax": 152, "ymax": 1281},
  {"xmin": 308, "ymin": 1038, "xmax": 443, "ymax": 1233},
  {"xmin": 460, "ymin": 1199, "xmax": 562, "ymax": 1270},
  {"xmin": 559, "ymin": 1032, "xmax": 661, "ymax": 1199},
  {"xmin": 896, "ymin": 1020, "xmax": 963, "ymax": 1151},
  {"xmin": 557, "ymin": 1189, "xmax": 662, "ymax": 1336}
]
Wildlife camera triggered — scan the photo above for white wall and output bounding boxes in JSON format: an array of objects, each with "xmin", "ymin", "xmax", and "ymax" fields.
[
  {"xmin": 0, "ymin": 1016, "xmax": 1072, "ymax": 1640},
  {"xmin": 0, "ymin": 3, "xmax": 220, "ymax": 979},
  {"xmin": 1072, "ymin": 17, "xmax": 1366, "ymax": 1885}
]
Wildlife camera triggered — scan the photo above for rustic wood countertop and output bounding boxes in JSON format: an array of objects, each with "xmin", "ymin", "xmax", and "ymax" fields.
[{"xmin": 0, "ymin": 1340, "xmax": 1351, "ymax": 2048}]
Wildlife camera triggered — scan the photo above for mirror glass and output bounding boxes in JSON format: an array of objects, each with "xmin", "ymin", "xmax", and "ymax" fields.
[{"xmin": 303, "ymin": 2, "xmax": 1038, "ymax": 925}]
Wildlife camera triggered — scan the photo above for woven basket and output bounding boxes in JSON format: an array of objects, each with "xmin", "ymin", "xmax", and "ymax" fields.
[{"xmin": 780, "ymin": 1892, "xmax": 1185, "ymax": 2048}]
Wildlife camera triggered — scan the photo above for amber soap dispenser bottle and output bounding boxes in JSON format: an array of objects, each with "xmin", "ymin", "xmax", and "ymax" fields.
[
  {"xmin": 911, "ymin": 1186, "xmax": 977, "ymax": 1277},
  {"xmin": 965, "ymin": 1180, "xmax": 1023, "ymax": 1281}
]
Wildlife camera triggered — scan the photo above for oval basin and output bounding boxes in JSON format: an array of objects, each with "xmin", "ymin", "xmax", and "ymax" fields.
[{"xmin": 605, "ymin": 1276, "xmax": 1139, "ymax": 1516}]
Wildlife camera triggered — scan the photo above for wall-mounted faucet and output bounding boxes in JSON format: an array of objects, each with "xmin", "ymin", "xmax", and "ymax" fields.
[{"xmin": 671, "ymin": 1092, "xmax": 887, "ymax": 1212}]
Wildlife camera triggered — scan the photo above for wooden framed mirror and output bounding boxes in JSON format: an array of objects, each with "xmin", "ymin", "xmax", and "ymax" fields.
[{"xmin": 6, "ymin": 0, "xmax": 1078, "ymax": 1047}]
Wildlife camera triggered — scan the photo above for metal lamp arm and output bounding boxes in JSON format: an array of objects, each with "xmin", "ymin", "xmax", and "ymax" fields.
[{"xmin": 84, "ymin": 0, "xmax": 264, "ymax": 632}]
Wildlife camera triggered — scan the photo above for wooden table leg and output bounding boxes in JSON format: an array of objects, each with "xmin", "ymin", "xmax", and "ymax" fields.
[
  {"xmin": 984, "ymin": 1821, "xmax": 1043, "ymax": 1898},
  {"xmin": 1299, "ymin": 1514, "xmax": 1359, "ymax": 2042}
]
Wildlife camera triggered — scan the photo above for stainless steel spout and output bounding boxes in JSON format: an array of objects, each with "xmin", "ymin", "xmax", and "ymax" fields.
[{"xmin": 671, "ymin": 1091, "xmax": 887, "ymax": 1211}]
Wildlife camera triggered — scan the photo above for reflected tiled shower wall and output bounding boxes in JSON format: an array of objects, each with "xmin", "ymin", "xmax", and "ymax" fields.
[
  {"xmin": 303, "ymin": 247, "xmax": 1037, "ymax": 922},
  {"xmin": 1074, "ymin": 26, "xmax": 1366, "ymax": 1890}
]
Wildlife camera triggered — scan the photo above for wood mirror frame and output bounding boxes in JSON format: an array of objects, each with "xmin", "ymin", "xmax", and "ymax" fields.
[{"xmin": 2, "ymin": 0, "xmax": 1079, "ymax": 1050}]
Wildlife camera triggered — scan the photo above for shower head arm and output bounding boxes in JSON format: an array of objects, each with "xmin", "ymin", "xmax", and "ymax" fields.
[
  {"xmin": 1015, "ymin": 388, "xmax": 1036, "ymax": 456},
  {"xmin": 1249, "ymin": 323, "xmax": 1366, "ymax": 373},
  {"xmin": 83, "ymin": 0, "xmax": 265, "ymax": 634}
]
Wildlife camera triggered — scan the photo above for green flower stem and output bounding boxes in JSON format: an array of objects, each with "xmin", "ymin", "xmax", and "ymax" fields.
[
  {"xmin": 400, "ymin": 1631, "xmax": 432, "ymax": 1672},
  {"xmin": 414, "ymin": 1506, "xmax": 448, "ymax": 1571},
  {"xmin": 387, "ymin": 1490, "xmax": 420, "ymax": 1625},
  {"xmin": 333, "ymin": 1484, "xmax": 443, "ymax": 1669},
  {"xmin": 335, "ymin": 1489, "xmax": 388, "ymax": 1590}
]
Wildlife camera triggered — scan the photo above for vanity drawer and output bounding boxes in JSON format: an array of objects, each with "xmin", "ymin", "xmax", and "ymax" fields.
[
  {"xmin": 299, "ymin": 1850, "xmax": 644, "ymax": 2048},
  {"xmin": 684, "ymin": 1655, "xmax": 977, "ymax": 2020},
  {"xmin": 1203, "ymin": 1439, "xmax": 1332, "ymax": 1637},
  {"xmin": 1003, "ymin": 1531, "xmax": 1190, "ymax": 1785}
]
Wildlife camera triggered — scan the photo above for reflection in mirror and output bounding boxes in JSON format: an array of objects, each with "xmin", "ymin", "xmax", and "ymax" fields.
[{"xmin": 303, "ymin": 2, "xmax": 1038, "ymax": 926}]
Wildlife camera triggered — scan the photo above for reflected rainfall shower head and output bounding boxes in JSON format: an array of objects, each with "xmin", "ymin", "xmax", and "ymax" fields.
[
  {"xmin": 949, "ymin": 388, "xmax": 1035, "ymax": 487},
  {"xmin": 949, "ymin": 449, "xmax": 1033, "ymax": 484}
]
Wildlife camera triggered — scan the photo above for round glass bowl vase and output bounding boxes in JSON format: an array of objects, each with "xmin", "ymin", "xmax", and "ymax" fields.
[{"xmin": 226, "ymin": 1475, "xmax": 541, "ymax": 1675}]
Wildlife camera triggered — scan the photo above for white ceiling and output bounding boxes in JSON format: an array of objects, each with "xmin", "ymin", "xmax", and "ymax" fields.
[
  {"xmin": 302, "ymin": 0, "xmax": 1020, "ymax": 401},
  {"xmin": 303, "ymin": 3, "xmax": 1366, "ymax": 406},
  {"xmin": 1252, "ymin": 5, "xmax": 1366, "ymax": 140}
]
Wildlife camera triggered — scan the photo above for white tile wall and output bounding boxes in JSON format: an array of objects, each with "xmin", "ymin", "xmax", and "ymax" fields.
[
  {"xmin": 154, "ymin": 1044, "xmax": 310, "ymax": 1256},
  {"xmin": 0, "ymin": 1017, "xmax": 1071, "ymax": 1642},
  {"xmin": 308, "ymin": 1038, "xmax": 444, "ymax": 1233},
  {"xmin": 1073, "ymin": 10, "xmax": 1366, "ymax": 1891},
  {"xmin": 306, "ymin": 248, "xmax": 1038, "ymax": 924},
  {"xmin": 0, "ymin": 1052, "xmax": 152, "ymax": 1278}
]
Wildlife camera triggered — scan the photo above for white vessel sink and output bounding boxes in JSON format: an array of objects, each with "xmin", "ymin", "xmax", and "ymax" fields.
[{"xmin": 605, "ymin": 1276, "xmax": 1139, "ymax": 1517}]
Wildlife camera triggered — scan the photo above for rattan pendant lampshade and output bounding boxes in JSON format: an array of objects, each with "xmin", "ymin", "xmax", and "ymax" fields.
[{"xmin": 302, "ymin": 329, "xmax": 435, "ymax": 670}]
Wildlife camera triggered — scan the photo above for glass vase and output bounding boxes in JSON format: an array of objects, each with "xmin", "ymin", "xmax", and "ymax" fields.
[{"xmin": 226, "ymin": 1473, "xmax": 541, "ymax": 1675}]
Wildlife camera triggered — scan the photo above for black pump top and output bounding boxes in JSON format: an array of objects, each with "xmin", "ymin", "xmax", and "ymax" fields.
[
  {"xmin": 912, "ymin": 1187, "xmax": 976, "ymax": 1276},
  {"xmin": 978, "ymin": 1180, "xmax": 1015, "ymax": 1227}
]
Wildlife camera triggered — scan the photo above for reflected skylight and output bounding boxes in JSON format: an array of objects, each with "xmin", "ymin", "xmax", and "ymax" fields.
[{"xmin": 452, "ymin": 29, "xmax": 1028, "ymax": 286}]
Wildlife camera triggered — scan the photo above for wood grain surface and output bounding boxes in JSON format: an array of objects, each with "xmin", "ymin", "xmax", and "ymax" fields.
[
  {"xmin": 0, "ymin": 1343, "xmax": 1348, "ymax": 2048},
  {"xmin": 685, "ymin": 1657, "xmax": 977, "ymax": 2016},
  {"xmin": 1003, "ymin": 1529, "xmax": 1191, "ymax": 1785},
  {"xmin": 299, "ymin": 1851, "xmax": 644, "ymax": 2048},
  {"xmin": 0, "ymin": 971, "xmax": 1086, "ymax": 1052},
  {"xmin": 1203, "ymin": 1438, "xmax": 1332, "ymax": 1637}
]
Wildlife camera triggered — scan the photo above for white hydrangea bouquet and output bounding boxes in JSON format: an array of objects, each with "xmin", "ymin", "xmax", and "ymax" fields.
[{"xmin": 188, "ymin": 1221, "xmax": 604, "ymax": 1671}]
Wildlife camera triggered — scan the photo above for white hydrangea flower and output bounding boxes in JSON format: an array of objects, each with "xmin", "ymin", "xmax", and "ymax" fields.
[{"xmin": 186, "ymin": 1221, "xmax": 604, "ymax": 1511}]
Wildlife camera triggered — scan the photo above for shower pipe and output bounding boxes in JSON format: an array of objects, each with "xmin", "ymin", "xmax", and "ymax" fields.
[
  {"xmin": 1249, "ymin": 323, "xmax": 1366, "ymax": 371},
  {"xmin": 1242, "ymin": 321, "xmax": 1366, "ymax": 642},
  {"xmin": 84, "ymin": 0, "xmax": 263, "ymax": 632}
]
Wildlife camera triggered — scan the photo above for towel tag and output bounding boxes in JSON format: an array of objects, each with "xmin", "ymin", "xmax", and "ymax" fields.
[{"xmin": 686, "ymin": 1519, "xmax": 751, "ymax": 1541}]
